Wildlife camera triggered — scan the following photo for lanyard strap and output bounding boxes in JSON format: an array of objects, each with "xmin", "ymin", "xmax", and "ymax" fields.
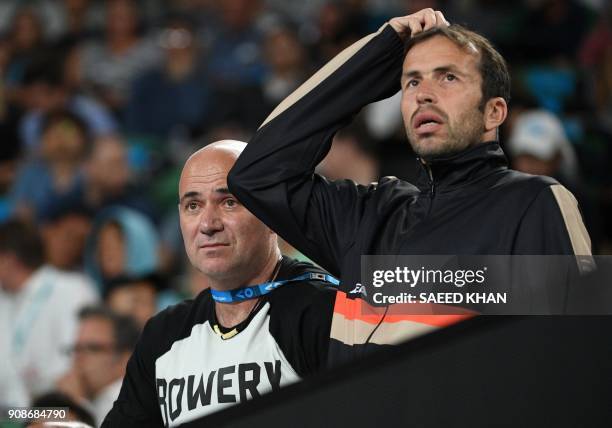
[{"xmin": 211, "ymin": 272, "xmax": 339, "ymax": 303}]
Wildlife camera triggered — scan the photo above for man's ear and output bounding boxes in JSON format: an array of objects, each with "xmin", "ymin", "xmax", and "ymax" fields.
[{"xmin": 484, "ymin": 97, "xmax": 508, "ymax": 132}]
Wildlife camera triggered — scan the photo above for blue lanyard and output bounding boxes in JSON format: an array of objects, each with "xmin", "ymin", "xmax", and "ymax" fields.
[{"xmin": 211, "ymin": 272, "xmax": 339, "ymax": 303}]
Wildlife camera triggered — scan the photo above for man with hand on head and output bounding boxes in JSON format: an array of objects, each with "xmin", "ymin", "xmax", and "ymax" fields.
[
  {"xmin": 103, "ymin": 141, "xmax": 336, "ymax": 427},
  {"xmin": 227, "ymin": 9, "xmax": 591, "ymax": 364}
]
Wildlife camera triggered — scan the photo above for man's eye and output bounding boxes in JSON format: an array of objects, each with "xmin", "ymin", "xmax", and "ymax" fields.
[
  {"xmin": 186, "ymin": 201, "xmax": 199, "ymax": 211},
  {"xmin": 224, "ymin": 198, "xmax": 238, "ymax": 208},
  {"xmin": 445, "ymin": 73, "xmax": 457, "ymax": 81},
  {"xmin": 407, "ymin": 79, "xmax": 419, "ymax": 88}
]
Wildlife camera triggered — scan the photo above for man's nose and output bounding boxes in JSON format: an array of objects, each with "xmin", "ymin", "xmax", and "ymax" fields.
[
  {"xmin": 199, "ymin": 205, "xmax": 223, "ymax": 235},
  {"xmin": 416, "ymin": 80, "xmax": 437, "ymax": 105}
]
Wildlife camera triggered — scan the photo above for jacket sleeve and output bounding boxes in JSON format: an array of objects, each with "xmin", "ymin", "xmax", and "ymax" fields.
[
  {"xmin": 227, "ymin": 24, "xmax": 404, "ymax": 276},
  {"xmin": 513, "ymin": 184, "xmax": 592, "ymax": 256},
  {"xmin": 102, "ymin": 320, "xmax": 164, "ymax": 428}
]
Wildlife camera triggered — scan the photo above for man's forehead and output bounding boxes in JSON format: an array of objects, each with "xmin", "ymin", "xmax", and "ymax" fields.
[
  {"xmin": 180, "ymin": 151, "xmax": 233, "ymax": 187},
  {"xmin": 81, "ymin": 316, "xmax": 113, "ymax": 332},
  {"xmin": 184, "ymin": 159, "xmax": 231, "ymax": 179},
  {"xmin": 403, "ymin": 35, "xmax": 480, "ymax": 69},
  {"xmin": 179, "ymin": 170, "xmax": 229, "ymax": 197}
]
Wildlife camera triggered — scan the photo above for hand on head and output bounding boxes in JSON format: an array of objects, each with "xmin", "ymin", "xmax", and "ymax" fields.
[{"xmin": 389, "ymin": 8, "xmax": 450, "ymax": 41}]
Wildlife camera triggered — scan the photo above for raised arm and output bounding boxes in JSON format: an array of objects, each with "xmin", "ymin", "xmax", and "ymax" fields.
[{"xmin": 228, "ymin": 10, "xmax": 449, "ymax": 275}]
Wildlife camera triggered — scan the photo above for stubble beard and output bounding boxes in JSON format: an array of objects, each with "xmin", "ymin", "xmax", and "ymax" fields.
[{"xmin": 406, "ymin": 107, "xmax": 485, "ymax": 161}]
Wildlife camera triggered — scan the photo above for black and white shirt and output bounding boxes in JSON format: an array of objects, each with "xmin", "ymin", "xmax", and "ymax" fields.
[{"xmin": 102, "ymin": 258, "xmax": 335, "ymax": 427}]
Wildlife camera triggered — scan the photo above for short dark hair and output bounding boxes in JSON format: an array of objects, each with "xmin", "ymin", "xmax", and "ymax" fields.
[
  {"xmin": 102, "ymin": 272, "xmax": 163, "ymax": 299},
  {"xmin": 78, "ymin": 305, "xmax": 141, "ymax": 352},
  {"xmin": 0, "ymin": 219, "xmax": 45, "ymax": 269},
  {"xmin": 31, "ymin": 391, "xmax": 96, "ymax": 427},
  {"xmin": 41, "ymin": 109, "xmax": 90, "ymax": 141},
  {"xmin": 405, "ymin": 24, "xmax": 511, "ymax": 110},
  {"xmin": 22, "ymin": 50, "xmax": 65, "ymax": 87},
  {"xmin": 38, "ymin": 194, "xmax": 93, "ymax": 225}
]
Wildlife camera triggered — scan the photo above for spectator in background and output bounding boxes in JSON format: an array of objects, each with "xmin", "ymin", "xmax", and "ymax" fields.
[
  {"xmin": 28, "ymin": 391, "xmax": 96, "ymax": 428},
  {"xmin": 3, "ymin": 6, "xmax": 46, "ymax": 91},
  {"xmin": 207, "ymin": 0, "xmax": 265, "ymax": 88},
  {"xmin": 578, "ymin": 3, "xmax": 612, "ymax": 252},
  {"xmin": 52, "ymin": 0, "xmax": 104, "ymax": 49},
  {"xmin": 317, "ymin": 121, "xmax": 379, "ymax": 185},
  {"xmin": 80, "ymin": 0, "xmax": 161, "ymax": 112},
  {"xmin": 205, "ymin": 0, "xmax": 269, "ymax": 132},
  {"xmin": 442, "ymin": 0, "xmax": 522, "ymax": 56},
  {"xmin": 11, "ymin": 110, "xmax": 89, "ymax": 221},
  {"xmin": 104, "ymin": 273, "xmax": 161, "ymax": 329},
  {"xmin": 261, "ymin": 27, "xmax": 309, "ymax": 109},
  {"xmin": 39, "ymin": 199, "xmax": 92, "ymax": 272},
  {"xmin": 125, "ymin": 15, "xmax": 211, "ymax": 139},
  {"xmin": 19, "ymin": 50, "xmax": 117, "ymax": 153},
  {"xmin": 0, "ymin": 220, "xmax": 98, "ymax": 407},
  {"xmin": 0, "ymin": 30, "xmax": 24, "ymax": 222},
  {"xmin": 80, "ymin": 135, "xmax": 156, "ymax": 221},
  {"xmin": 84, "ymin": 206, "xmax": 160, "ymax": 292},
  {"xmin": 579, "ymin": 2, "xmax": 612, "ymax": 133},
  {"xmin": 0, "ymin": 120, "xmax": 20, "ymax": 222},
  {"xmin": 311, "ymin": 1, "xmax": 362, "ymax": 65},
  {"xmin": 516, "ymin": 0, "xmax": 593, "ymax": 63},
  {"xmin": 11, "ymin": 111, "xmax": 89, "ymax": 219},
  {"xmin": 19, "ymin": 133, "xmax": 156, "ymax": 226},
  {"xmin": 507, "ymin": 108, "xmax": 602, "ymax": 252},
  {"xmin": 0, "ymin": 32, "xmax": 23, "ymax": 121},
  {"xmin": 507, "ymin": 110, "xmax": 579, "ymax": 184},
  {"xmin": 0, "ymin": 0, "xmax": 93, "ymax": 43},
  {"xmin": 84, "ymin": 135, "xmax": 131, "ymax": 205},
  {"xmin": 58, "ymin": 306, "xmax": 140, "ymax": 426}
]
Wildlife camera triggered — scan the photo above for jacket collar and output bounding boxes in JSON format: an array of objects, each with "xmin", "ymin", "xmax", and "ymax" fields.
[{"xmin": 415, "ymin": 142, "xmax": 508, "ymax": 192}]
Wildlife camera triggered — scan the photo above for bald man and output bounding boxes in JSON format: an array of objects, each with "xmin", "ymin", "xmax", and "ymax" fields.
[{"xmin": 103, "ymin": 142, "xmax": 336, "ymax": 427}]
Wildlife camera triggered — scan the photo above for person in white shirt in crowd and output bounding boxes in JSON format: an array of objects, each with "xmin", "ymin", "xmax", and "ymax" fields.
[
  {"xmin": 507, "ymin": 109, "xmax": 579, "ymax": 184},
  {"xmin": 0, "ymin": 219, "xmax": 98, "ymax": 407}
]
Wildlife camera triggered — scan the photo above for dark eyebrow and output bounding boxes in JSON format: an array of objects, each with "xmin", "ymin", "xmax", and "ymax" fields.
[
  {"xmin": 214, "ymin": 187, "xmax": 231, "ymax": 195},
  {"xmin": 432, "ymin": 65, "xmax": 465, "ymax": 76},
  {"xmin": 402, "ymin": 65, "xmax": 466, "ymax": 80},
  {"xmin": 179, "ymin": 191, "xmax": 200, "ymax": 204},
  {"xmin": 403, "ymin": 70, "xmax": 421, "ymax": 80}
]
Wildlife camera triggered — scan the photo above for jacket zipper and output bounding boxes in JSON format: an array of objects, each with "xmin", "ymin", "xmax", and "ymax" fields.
[
  {"xmin": 425, "ymin": 163, "xmax": 435, "ymax": 197},
  {"xmin": 424, "ymin": 162, "xmax": 435, "ymax": 217}
]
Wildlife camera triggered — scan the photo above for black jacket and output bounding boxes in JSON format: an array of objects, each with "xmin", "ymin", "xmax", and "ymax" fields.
[{"xmin": 227, "ymin": 24, "xmax": 591, "ymax": 362}]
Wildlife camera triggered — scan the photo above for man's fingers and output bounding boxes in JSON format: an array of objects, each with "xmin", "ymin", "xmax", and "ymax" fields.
[
  {"xmin": 388, "ymin": 17, "xmax": 404, "ymax": 35},
  {"xmin": 435, "ymin": 11, "xmax": 450, "ymax": 27},
  {"xmin": 389, "ymin": 9, "xmax": 450, "ymax": 40},
  {"xmin": 421, "ymin": 9, "xmax": 438, "ymax": 32},
  {"xmin": 406, "ymin": 16, "xmax": 424, "ymax": 36},
  {"xmin": 389, "ymin": 15, "xmax": 423, "ymax": 37}
]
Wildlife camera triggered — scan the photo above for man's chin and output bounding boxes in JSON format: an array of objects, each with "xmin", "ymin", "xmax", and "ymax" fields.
[
  {"xmin": 410, "ymin": 137, "xmax": 449, "ymax": 160},
  {"xmin": 198, "ymin": 263, "xmax": 230, "ymax": 277}
]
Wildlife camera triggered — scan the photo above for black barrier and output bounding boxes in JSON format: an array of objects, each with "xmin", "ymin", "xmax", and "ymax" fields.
[{"xmin": 188, "ymin": 317, "xmax": 612, "ymax": 428}]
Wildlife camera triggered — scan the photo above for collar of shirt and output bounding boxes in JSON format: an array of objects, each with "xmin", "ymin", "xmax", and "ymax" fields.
[{"xmin": 415, "ymin": 142, "xmax": 508, "ymax": 193}]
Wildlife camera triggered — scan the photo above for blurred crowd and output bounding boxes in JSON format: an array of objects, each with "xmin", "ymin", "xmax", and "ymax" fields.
[{"xmin": 0, "ymin": 0, "xmax": 610, "ymax": 425}]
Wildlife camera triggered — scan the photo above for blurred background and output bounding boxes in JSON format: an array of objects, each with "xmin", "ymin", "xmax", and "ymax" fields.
[{"xmin": 0, "ymin": 0, "xmax": 610, "ymax": 425}]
